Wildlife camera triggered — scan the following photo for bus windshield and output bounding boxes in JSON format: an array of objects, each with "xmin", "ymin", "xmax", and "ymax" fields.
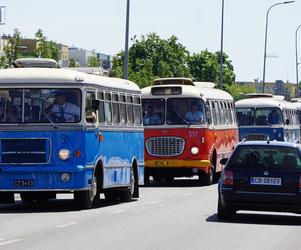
[
  {"xmin": 167, "ymin": 98, "xmax": 205, "ymax": 125},
  {"xmin": 0, "ymin": 88, "xmax": 81, "ymax": 124},
  {"xmin": 237, "ymin": 107, "xmax": 283, "ymax": 126},
  {"xmin": 142, "ymin": 98, "xmax": 165, "ymax": 125}
]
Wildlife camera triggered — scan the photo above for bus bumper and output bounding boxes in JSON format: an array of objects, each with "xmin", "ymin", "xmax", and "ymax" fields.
[{"xmin": 0, "ymin": 165, "xmax": 93, "ymax": 192}]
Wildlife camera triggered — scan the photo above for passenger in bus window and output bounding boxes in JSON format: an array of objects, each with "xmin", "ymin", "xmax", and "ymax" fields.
[
  {"xmin": 49, "ymin": 91, "xmax": 80, "ymax": 122},
  {"xmin": 185, "ymin": 101, "xmax": 204, "ymax": 124},
  {"xmin": 268, "ymin": 109, "xmax": 281, "ymax": 125},
  {"xmin": 143, "ymin": 105, "xmax": 162, "ymax": 125}
]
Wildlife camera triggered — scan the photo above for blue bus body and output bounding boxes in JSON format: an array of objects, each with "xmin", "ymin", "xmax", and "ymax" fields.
[
  {"xmin": 0, "ymin": 68, "xmax": 144, "ymax": 208},
  {"xmin": 236, "ymin": 96, "xmax": 300, "ymax": 143}
]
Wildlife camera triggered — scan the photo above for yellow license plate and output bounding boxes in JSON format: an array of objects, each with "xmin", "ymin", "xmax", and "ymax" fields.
[{"xmin": 155, "ymin": 160, "xmax": 174, "ymax": 167}]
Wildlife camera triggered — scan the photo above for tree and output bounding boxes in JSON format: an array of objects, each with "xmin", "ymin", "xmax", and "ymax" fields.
[
  {"xmin": 86, "ymin": 56, "xmax": 100, "ymax": 67},
  {"xmin": 224, "ymin": 83, "xmax": 255, "ymax": 101},
  {"xmin": 34, "ymin": 29, "xmax": 60, "ymax": 61},
  {"xmin": 111, "ymin": 33, "xmax": 191, "ymax": 87},
  {"xmin": 68, "ymin": 58, "xmax": 78, "ymax": 67},
  {"xmin": 4, "ymin": 29, "xmax": 22, "ymax": 66}
]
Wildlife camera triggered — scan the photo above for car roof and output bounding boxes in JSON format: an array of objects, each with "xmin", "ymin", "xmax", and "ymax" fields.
[{"xmin": 237, "ymin": 140, "xmax": 301, "ymax": 149}]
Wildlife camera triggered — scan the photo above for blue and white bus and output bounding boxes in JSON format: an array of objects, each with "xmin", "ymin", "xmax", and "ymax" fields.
[
  {"xmin": 0, "ymin": 67, "xmax": 144, "ymax": 209},
  {"xmin": 235, "ymin": 94, "xmax": 300, "ymax": 143}
]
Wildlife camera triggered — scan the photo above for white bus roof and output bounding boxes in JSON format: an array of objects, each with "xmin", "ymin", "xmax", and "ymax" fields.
[
  {"xmin": 142, "ymin": 82, "xmax": 233, "ymax": 101},
  {"xmin": 0, "ymin": 68, "xmax": 140, "ymax": 92},
  {"xmin": 235, "ymin": 97, "xmax": 297, "ymax": 110}
]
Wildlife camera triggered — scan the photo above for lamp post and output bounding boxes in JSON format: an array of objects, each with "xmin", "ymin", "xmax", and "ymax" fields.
[
  {"xmin": 219, "ymin": 0, "xmax": 224, "ymax": 89},
  {"xmin": 123, "ymin": 0, "xmax": 130, "ymax": 80},
  {"xmin": 262, "ymin": 1, "xmax": 295, "ymax": 93},
  {"xmin": 295, "ymin": 25, "xmax": 301, "ymax": 97}
]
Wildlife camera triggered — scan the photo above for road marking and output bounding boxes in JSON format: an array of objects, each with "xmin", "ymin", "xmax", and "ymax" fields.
[
  {"xmin": 183, "ymin": 193, "xmax": 193, "ymax": 197},
  {"xmin": 111, "ymin": 209, "xmax": 127, "ymax": 215},
  {"xmin": 0, "ymin": 239, "xmax": 22, "ymax": 246},
  {"xmin": 56, "ymin": 222, "xmax": 79, "ymax": 228}
]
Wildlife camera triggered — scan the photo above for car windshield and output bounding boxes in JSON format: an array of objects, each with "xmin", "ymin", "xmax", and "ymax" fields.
[
  {"xmin": 142, "ymin": 98, "xmax": 165, "ymax": 126},
  {"xmin": 228, "ymin": 145, "xmax": 301, "ymax": 170},
  {"xmin": 167, "ymin": 98, "xmax": 206, "ymax": 125},
  {"xmin": 0, "ymin": 88, "xmax": 81, "ymax": 124}
]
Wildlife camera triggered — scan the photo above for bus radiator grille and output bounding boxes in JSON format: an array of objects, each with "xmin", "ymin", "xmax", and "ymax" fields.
[{"xmin": 146, "ymin": 136, "xmax": 185, "ymax": 157}]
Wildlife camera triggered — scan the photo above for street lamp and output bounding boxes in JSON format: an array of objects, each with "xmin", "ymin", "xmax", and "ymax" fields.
[
  {"xmin": 262, "ymin": 1, "xmax": 295, "ymax": 93},
  {"xmin": 295, "ymin": 24, "xmax": 301, "ymax": 97},
  {"xmin": 219, "ymin": 0, "xmax": 224, "ymax": 89},
  {"xmin": 123, "ymin": 0, "xmax": 130, "ymax": 80}
]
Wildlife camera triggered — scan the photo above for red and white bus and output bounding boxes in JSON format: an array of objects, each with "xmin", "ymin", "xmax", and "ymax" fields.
[{"xmin": 142, "ymin": 78, "xmax": 238, "ymax": 185}]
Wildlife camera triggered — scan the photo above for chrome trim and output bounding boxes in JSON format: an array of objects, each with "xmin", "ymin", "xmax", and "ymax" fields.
[
  {"xmin": 0, "ymin": 138, "xmax": 52, "ymax": 165},
  {"xmin": 242, "ymin": 134, "xmax": 268, "ymax": 141},
  {"xmin": 146, "ymin": 136, "xmax": 185, "ymax": 157}
]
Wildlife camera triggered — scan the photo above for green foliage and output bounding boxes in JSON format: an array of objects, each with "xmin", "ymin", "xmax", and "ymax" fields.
[
  {"xmin": 86, "ymin": 56, "xmax": 100, "ymax": 67},
  {"xmin": 68, "ymin": 58, "xmax": 78, "ymax": 67},
  {"xmin": 34, "ymin": 29, "xmax": 60, "ymax": 61},
  {"xmin": 4, "ymin": 29, "xmax": 22, "ymax": 66},
  {"xmin": 111, "ymin": 33, "xmax": 191, "ymax": 87},
  {"xmin": 224, "ymin": 83, "xmax": 256, "ymax": 101}
]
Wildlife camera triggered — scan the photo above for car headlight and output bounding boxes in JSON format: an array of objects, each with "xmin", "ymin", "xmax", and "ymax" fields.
[
  {"xmin": 190, "ymin": 146, "xmax": 199, "ymax": 155},
  {"xmin": 59, "ymin": 149, "xmax": 70, "ymax": 160}
]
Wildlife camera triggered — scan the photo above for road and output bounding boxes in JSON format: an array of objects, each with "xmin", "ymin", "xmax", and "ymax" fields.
[{"xmin": 1, "ymin": 179, "xmax": 301, "ymax": 250}]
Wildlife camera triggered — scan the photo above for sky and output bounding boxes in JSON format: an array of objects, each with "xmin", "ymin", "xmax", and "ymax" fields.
[{"xmin": 1, "ymin": 0, "xmax": 301, "ymax": 83}]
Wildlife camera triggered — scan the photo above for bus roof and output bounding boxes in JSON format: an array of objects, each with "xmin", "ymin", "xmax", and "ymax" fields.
[
  {"xmin": 0, "ymin": 68, "xmax": 140, "ymax": 92},
  {"xmin": 142, "ymin": 82, "xmax": 233, "ymax": 101},
  {"xmin": 235, "ymin": 97, "xmax": 297, "ymax": 110}
]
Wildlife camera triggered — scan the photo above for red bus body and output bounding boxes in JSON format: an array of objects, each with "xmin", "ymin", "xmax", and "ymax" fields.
[{"xmin": 142, "ymin": 79, "xmax": 238, "ymax": 184}]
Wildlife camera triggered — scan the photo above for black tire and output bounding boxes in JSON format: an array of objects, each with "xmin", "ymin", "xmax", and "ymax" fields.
[
  {"xmin": 74, "ymin": 171, "xmax": 97, "ymax": 209},
  {"xmin": 104, "ymin": 190, "xmax": 118, "ymax": 203},
  {"xmin": 198, "ymin": 167, "xmax": 213, "ymax": 186},
  {"xmin": 20, "ymin": 193, "xmax": 35, "ymax": 203},
  {"xmin": 144, "ymin": 170, "xmax": 150, "ymax": 186},
  {"xmin": 0, "ymin": 192, "xmax": 15, "ymax": 204},
  {"xmin": 217, "ymin": 196, "xmax": 236, "ymax": 221},
  {"xmin": 153, "ymin": 175, "xmax": 163, "ymax": 184},
  {"xmin": 119, "ymin": 166, "xmax": 135, "ymax": 202}
]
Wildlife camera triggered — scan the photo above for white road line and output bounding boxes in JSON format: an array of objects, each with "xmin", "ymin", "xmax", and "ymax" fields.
[
  {"xmin": 183, "ymin": 193, "xmax": 193, "ymax": 197},
  {"xmin": 111, "ymin": 209, "xmax": 127, "ymax": 215},
  {"xmin": 56, "ymin": 222, "xmax": 79, "ymax": 229},
  {"xmin": 0, "ymin": 239, "xmax": 22, "ymax": 246}
]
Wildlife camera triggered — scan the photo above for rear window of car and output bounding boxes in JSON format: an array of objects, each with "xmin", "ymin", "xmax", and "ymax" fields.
[{"xmin": 228, "ymin": 145, "xmax": 301, "ymax": 170}]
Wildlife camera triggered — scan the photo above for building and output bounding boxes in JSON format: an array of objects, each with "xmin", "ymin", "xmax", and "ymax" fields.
[
  {"xmin": 236, "ymin": 80, "xmax": 297, "ymax": 100},
  {"xmin": 57, "ymin": 43, "xmax": 69, "ymax": 67},
  {"xmin": 97, "ymin": 53, "xmax": 112, "ymax": 70},
  {"xmin": 68, "ymin": 47, "xmax": 97, "ymax": 67}
]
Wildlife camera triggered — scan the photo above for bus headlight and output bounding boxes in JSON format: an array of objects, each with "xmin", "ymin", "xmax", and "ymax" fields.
[
  {"xmin": 190, "ymin": 147, "xmax": 199, "ymax": 155},
  {"xmin": 59, "ymin": 149, "xmax": 70, "ymax": 160}
]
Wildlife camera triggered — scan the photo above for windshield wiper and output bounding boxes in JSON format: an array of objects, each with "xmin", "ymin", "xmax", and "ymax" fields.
[
  {"xmin": 171, "ymin": 110, "xmax": 190, "ymax": 126},
  {"xmin": 41, "ymin": 110, "xmax": 58, "ymax": 129}
]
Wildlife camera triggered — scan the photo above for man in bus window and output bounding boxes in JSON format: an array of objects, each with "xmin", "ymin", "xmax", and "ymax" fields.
[
  {"xmin": 185, "ymin": 101, "xmax": 204, "ymax": 124},
  {"xmin": 268, "ymin": 109, "xmax": 280, "ymax": 125},
  {"xmin": 143, "ymin": 104, "xmax": 162, "ymax": 125},
  {"xmin": 49, "ymin": 91, "xmax": 80, "ymax": 122}
]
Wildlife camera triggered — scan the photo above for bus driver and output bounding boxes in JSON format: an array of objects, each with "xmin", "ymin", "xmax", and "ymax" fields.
[{"xmin": 185, "ymin": 101, "xmax": 204, "ymax": 124}]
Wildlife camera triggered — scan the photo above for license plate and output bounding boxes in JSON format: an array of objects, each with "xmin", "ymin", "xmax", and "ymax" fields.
[
  {"xmin": 250, "ymin": 177, "xmax": 282, "ymax": 186},
  {"xmin": 14, "ymin": 179, "xmax": 34, "ymax": 187},
  {"xmin": 155, "ymin": 160, "xmax": 174, "ymax": 167}
]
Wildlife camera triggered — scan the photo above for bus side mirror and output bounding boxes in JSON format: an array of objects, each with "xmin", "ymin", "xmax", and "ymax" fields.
[
  {"xmin": 220, "ymin": 158, "xmax": 228, "ymax": 165},
  {"xmin": 92, "ymin": 99, "xmax": 100, "ymax": 110},
  {"xmin": 286, "ymin": 119, "xmax": 290, "ymax": 125}
]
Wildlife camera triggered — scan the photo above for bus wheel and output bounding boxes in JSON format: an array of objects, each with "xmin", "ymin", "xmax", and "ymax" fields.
[
  {"xmin": 198, "ymin": 167, "xmax": 213, "ymax": 186},
  {"xmin": 74, "ymin": 172, "xmax": 97, "ymax": 209},
  {"xmin": 144, "ymin": 170, "xmax": 150, "ymax": 186},
  {"xmin": 119, "ymin": 166, "xmax": 135, "ymax": 202},
  {"xmin": 20, "ymin": 193, "xmax": 35, "ymax": 203}
]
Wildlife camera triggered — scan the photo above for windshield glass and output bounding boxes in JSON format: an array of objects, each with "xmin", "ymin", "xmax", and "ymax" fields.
[
  {"xmin": 228, "ymin": 145, "xmax": 301, "ymax": 170},
  {"xmin": 167, "ymin": 98, "xmax": 206, "ymax": 125},
  {"xmin": 236, "ymin": 108, "xmax": 255, "ymax": 126},
  {"xmin": 255, "ymin": 107, "xmax": 283, "ymax": 125},
  {"xmin": 142, "ymin": 98, "xmax": 165, "ymax": 126},
  {"xmin": 0, "ymin": 88, "xmax": 81, "ymax": 124}
]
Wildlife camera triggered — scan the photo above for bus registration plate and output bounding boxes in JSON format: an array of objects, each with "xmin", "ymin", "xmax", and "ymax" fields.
[
  {"xmin": 250, "ymin": 177, "xmax": 281, "ymax": 186},
  {"xmin": 155, "ymin": 160, "xmax": 174, "ymax": 167},
  {"xmin": 14, "ymin": 179, "xmax": 35, "ymax": 188}
]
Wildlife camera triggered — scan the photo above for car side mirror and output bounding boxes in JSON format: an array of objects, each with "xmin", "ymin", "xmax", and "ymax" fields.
[
  {"xmin": 92, "ymin": 99, "xmax": 100, "ymax": 110},
  {"xmin": 220, "ymin": 158, "xmax": 228, "ymax": 165},
  {"xmin": 286, "ymin": 119, "xmax": 290, "ymax": 125}
]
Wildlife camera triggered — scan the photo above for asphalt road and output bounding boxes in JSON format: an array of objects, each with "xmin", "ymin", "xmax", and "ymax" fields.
[{"xmin": 1, "ymin": 179, "xmax": 301, "ymax": 250}]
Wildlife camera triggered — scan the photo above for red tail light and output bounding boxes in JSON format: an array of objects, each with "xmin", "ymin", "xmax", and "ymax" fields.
[
  {"xmin": 222, "ymin": 170, "xmax": 233, "ymax": 185},
  {"xmin": 298, "ymin": 175, "xmax": 301, "ymax": 190}
]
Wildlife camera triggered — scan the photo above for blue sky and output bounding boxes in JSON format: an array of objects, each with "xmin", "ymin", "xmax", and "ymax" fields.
[{"xmin": 1, "ymin": 0, "xmax": 301, "ymax": 82}]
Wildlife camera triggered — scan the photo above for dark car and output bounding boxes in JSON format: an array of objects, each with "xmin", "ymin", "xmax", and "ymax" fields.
[{"xmin": 218, "ymin": 140, "xmax": 301, "ymax": 220}]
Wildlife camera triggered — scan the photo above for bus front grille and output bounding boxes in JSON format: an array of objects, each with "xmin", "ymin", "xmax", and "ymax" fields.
[
  {"xmin": 146, "ymin": 136, "xmax": 185, "ymax": 157},
  {"xmin": 1, "ymin": 139, "xmax": 50, "ymax": 164},
  {"xmin": 242, "ymin": 134, "xmax": 268, "ymax": 141}
]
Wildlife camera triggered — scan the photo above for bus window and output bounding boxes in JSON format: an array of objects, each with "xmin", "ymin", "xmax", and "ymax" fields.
[
  {"xmin": 167, "ymin": 98, "xmax": 205, "ymax": 125},
  {"xmin": 105, "ymin": 92, "xmax": 112, "ymax": 124},
  {"xmin": 97, "ymin": 91, "xmax": 105, "ymax": 123},
  {"xmin": 236, "ymin": 108, "xmax": 255, "ymax": 126},
  {"xmin": 119, "ymin": 94, "xmax": 127, "ymax": 125},
  {"xmin": 112, "ymin": 93, "xmax": 120, "ymax": 124},
  {"xmin": 134, "ymin": 96, "xmax": 142, "ymax": 125},
  {"xmin": 256, "ymin": 107, "xmax": 282, "ymax": 125},
  {"xmin": 142, "ymin": 99, "xmax": 164, "ymax": 125},
  {"xmin": 127, "ymin": 95, "xmax": 134, "ymax": 125},
  {"xmin": 85, "ymin": 91, "xmax": 97, "ymax": 123}
]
